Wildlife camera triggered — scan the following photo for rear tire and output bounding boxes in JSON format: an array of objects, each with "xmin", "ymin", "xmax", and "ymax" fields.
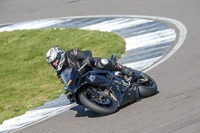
[
  {"xmin": 138, "ymin": 73, "xmax": 157, "ymax": 98},
  {"xmin": 79, "ymin": 90, "xmax": 118, "ymax": 115}
]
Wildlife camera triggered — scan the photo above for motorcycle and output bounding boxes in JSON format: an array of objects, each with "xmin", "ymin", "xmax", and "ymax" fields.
[{"xmin": 61, "ymin": 54, "xmax": 157, "ymax": 114}]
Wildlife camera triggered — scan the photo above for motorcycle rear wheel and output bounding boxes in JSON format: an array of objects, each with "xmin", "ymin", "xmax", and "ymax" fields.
[
  {"xmin": 79, "ymin": 90, "xmax": 118, "ymax": 115},
  {"xmin": 137, "ymin": 73, "xmax": 157, "ymax": 98}
]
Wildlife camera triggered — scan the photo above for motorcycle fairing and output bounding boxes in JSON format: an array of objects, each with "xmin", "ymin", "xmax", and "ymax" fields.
[{"xmin": 76, "ymin": 70, "xmax": 137, "ymax": 106}]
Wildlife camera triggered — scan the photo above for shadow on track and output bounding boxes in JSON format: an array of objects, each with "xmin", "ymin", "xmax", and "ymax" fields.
[
  {"xmin": 70, "ymin": 91, "xmax": 159, "ymax": 118},
  {"xmin": 70, "ymin": 105, "xmax": 104, "ymax": 118}
]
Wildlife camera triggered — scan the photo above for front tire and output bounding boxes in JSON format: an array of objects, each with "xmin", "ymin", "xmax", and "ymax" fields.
[{"xmin": 79, "ymin": 90, "xmax": 118, "ymax": 115}]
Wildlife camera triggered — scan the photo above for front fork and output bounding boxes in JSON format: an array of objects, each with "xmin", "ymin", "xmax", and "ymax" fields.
[{"xmin": 64, "ymin": 87, "xmax": 75, "ymax": 103}]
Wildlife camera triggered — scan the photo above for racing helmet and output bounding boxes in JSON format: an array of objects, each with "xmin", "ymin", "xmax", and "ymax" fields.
[{"xmin": 46, "ymin": 46, "xmax": 65, "ymax": 71}]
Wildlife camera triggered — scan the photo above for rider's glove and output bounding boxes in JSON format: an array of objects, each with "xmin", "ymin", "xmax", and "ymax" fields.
[{"xmin": 65, "ymin": 91, "xmax": 75, "ymax": 104}]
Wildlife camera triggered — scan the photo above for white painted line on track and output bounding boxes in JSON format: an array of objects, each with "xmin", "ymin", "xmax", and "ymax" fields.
[
  {"xmin": 8, "ymin": 104, "xmax": 77, "ymax": 133},
  {"xmin": 125, "ymin": 29, "xmax": 176, "ymax": 51},
  {"xmin": 81, "ymin": 19, "xmax": 153, "ymax": 32},
  {"xmin": 124, "ymin": 56, "xmax": 163, "ymax": 71},
  {"xmin": 0, "ymin": 20, "xmax": 66, "ymax": 32}
]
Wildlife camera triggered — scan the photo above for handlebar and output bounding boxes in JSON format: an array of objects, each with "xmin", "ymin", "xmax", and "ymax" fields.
[{"xmin": 78, "ymin": 59, "xmax": 90, "ymax": 73}]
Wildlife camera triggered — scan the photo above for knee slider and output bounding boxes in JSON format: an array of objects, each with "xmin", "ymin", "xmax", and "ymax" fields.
[
  {"xmin": 95, "ymin": 58, "xmax": 114, "ymax": 70},
  {"xmin": 101, "ymin": 59, "xmax": 109, "ymax": 65}
]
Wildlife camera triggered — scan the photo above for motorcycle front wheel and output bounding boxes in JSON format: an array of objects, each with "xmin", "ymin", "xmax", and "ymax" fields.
[{"xmin": 79, "ymin": 90, "xmax": 118, "ymax": 115}]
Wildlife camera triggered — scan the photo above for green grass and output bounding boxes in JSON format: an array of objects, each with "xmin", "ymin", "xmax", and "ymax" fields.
[{"xmin": 0, "ymin": 28, "xmax": 125, "ymax": 124}]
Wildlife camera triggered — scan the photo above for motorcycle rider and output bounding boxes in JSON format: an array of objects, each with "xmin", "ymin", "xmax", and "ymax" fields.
[{"xmin": 46, "ymin": 46, "xmax": 133, "ymax": 102}]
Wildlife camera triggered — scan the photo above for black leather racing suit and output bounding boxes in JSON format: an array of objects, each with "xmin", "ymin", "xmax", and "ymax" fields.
[{"xmin": 57, "ymin": 49, "xmax": 133, "ymax": 84}]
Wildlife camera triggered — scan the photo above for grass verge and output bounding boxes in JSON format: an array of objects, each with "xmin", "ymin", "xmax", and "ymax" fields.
[{"xmin": 0, "ymin": 28, "xmax": 125, "ymax": 124}]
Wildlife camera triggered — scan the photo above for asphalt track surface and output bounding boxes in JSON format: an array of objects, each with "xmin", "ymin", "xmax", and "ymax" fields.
[{"xmin": 1, "ymin": 0, "xmax": 200, "ymax": 133}]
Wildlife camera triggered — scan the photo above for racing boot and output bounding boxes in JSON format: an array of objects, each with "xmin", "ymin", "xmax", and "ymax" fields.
[
  {"xmin": 114, "ymin": 63, "xmax": 135, "ymax": 85},
  {"xmin": 122, "ymin": 66, "xmax": 134, "ymax": 77},
  {"xmin": 114, "ymin": 63, "xmax": 134, "ymax": 77}
]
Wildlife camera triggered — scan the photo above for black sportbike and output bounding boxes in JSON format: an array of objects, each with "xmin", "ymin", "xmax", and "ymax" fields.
[{"xmin": 61, "ymin": 54, "xmax": 157, "ymax": 114}]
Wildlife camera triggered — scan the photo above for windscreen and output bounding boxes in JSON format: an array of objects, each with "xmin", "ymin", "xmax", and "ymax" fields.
[{"xmin": 61, "ymin": 68, "xmax": 72, "ymax": 85}]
